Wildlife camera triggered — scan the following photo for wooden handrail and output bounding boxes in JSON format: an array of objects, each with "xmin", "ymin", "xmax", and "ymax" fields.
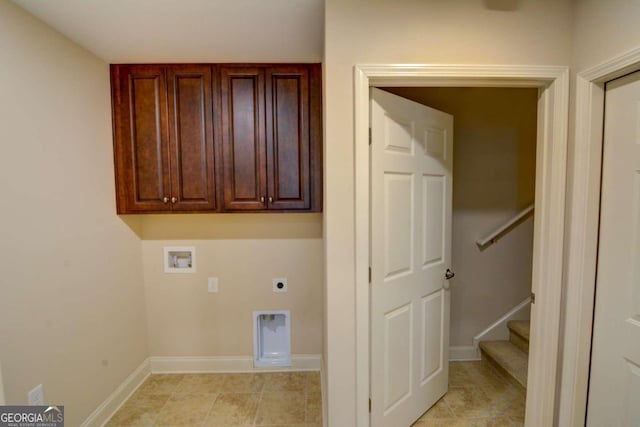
[{"xmin": 476, "ymin": 204, "xmax": 534, "ymax": 248}]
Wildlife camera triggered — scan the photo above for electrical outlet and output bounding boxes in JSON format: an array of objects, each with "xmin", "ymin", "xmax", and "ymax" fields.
[
  {"xmin": 28, "ymin": 384, "xmax": 44, "ymax": 405},
  {"xmin": 208, "ymin": 277, "xmax": 219, "ymax": 293},
  {"xmin": 272, "ymin": 278, "xmax": 288, "ymax": 293}
]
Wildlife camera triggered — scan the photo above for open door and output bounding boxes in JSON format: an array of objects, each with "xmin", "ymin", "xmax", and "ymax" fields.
[
  {"xmin": 370, "ymin": 88, "xmax": 453, "ymax": 427},
  {"xmin": 587, "ymin": 70, "xmax": 640, "ymax": 426}
]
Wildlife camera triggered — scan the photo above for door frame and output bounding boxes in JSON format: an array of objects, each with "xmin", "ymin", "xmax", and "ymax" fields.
[
  {"xmin": 354, "ymin": 64, "xmax": 569, "ymax": 427},
  {"xmin": 557, "ymin": 46, "xmax": 640, "ymax": 427}
]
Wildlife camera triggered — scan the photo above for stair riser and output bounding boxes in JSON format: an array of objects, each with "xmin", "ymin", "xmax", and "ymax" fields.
[
  {"xmin": 480, "ymin": 349, "xmax": 527, "ymax": 390},
  {"xmin": 509, "ymin": 332, "xmax": 529, "ymax": 353}
]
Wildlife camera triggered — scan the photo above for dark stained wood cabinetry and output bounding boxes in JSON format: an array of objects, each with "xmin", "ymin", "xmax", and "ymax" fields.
[
  {"xmin": 111, "ymin": 64, "xmax": 217, "ymax": 213},
  {"xmin": 220, "ymin": 67, "xmax": 267, "ymax": 211},
  {"xmin": 111, "ymin": 63, "xmax": 321, "ymax": 214}
]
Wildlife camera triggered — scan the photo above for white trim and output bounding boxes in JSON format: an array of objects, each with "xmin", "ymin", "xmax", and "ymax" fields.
[
  {"xmin": 559, "ymin": 46, "xmax": 640, "ymax": 427},
  {"xmin": 149, "ymin": 354, "xmax": 322, "ymax": 373},
  {"xmin": 473, "ymin": 297, "xmax": 532, "ymax": 346},
  {"xmin": 81, "ymin": 359, "xmax": 151, "ymax": 427},
  {"xmin": 354, "ymin": 64, "xmax": 569, "ymax": 427},
  {"xmin": 449, "ymin": 346, "xmax": 481, "ymax": 361}
]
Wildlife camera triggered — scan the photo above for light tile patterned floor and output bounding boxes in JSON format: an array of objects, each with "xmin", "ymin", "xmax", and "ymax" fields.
[
  {"xmin": 105, "ymin": 371, "xmax": 322, "ymax": 427},
  {"xmin": 411, "ymin": 360, "xmax": 526, "ymax": 427}
]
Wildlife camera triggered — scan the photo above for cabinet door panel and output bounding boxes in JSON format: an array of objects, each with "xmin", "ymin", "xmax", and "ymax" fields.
[
  {"xmin": 167, "ymin": 65, "xmax": 216, "ymax": 211},
  {"xmin": 266, "ymin": 66, "xmax": 310, "ymax": 210},
  {"xmin": 220, "ymin": 67, "xmax": 267, "ymax": 210},
  {"xmin": 115, "ymin": 65, "xmax": 170, "ymax": 212}
]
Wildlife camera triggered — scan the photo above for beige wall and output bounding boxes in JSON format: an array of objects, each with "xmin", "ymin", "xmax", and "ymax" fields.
[
  {"xmin": 572, "ymin": 0, "xmax": 640, "ymax": 71},
  {"xmin": 138, "ymin": 214, "xmax": 323, "ymax": 357},
  {"xmin": 324, "ymin": 0, "xmax": 571, "ymax": 424},
  {"xmin": 556, "ymin": 0, "xmax": 640, "ymax": 423},
  {"xmin": 383, "ymin": 87, "xmax": 537, "ymax": 347},
  {"xmin": 0, "ymin": 2, "xmax": 148, "ymax": 426}
]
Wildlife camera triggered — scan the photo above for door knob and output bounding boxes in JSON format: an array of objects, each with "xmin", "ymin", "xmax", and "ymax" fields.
[
  {"xmin": 260, "ymin": 196, "xmax": 265, "ymax": 203},
  {"xmin": 445, "ymin": 269, "xmax": 455, "ymax": 280},
  {"xmin": 162, "ymin": 196, "xmax": 169, "ymax": 203},
  {"xmin": 171, "ymin": 197, "xmax": 177, "ymax": 204},
  {"xmin": 268, "ymin": 196, "xmax": 273, "ymax": 203}
]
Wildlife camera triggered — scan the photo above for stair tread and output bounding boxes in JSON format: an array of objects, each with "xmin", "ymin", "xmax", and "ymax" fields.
[
  {"xmin": 479, "ymin": 340, "xmax": 528, "ymax": 388},
  {"xmin": 507, "ymin": 320, "xmax": 530, "ymax": 342}
]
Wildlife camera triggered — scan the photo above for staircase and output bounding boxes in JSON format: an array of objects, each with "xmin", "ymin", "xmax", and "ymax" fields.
[{"xmin": 479, "ymin": 320, "xmax": 530, "ymax": 389}]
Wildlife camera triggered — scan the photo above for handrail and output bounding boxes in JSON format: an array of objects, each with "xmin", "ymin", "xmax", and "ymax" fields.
[{"xmin": 476, "ymin": 204, "xmax": 534, "ymax": 248}]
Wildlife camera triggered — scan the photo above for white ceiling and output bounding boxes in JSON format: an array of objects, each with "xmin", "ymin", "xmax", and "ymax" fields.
[{"xmin": 12, "ymin": 0, "xmax": 324, "ymax": 63}]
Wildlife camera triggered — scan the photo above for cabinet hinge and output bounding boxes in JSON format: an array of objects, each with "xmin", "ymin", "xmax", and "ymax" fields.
[
  {"xmin": 531, "ymin": 292, "xmax": 536, "ymax": 304},
  {"xmin": 369, "ymin": 128, "xmax": 372, "ymax": 145},
  {"xmin": 369, "ymin": 267, "xmax": 372, "ymax": 283},
  {"xmin": 369, "ymin": 398, "xmax": 372, "ymax": 413}
]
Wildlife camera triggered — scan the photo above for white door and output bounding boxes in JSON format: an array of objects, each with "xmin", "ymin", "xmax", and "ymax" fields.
[
  {"xmin": 587, "ymin": 70, "xmax": 640, "ymax": 426},
  {"xmin": 370, "ymin": 88, "xmax": 453, "ymax": 427}
]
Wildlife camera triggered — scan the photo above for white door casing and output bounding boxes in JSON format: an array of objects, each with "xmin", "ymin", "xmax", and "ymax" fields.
[
  {"xmin": 354, "ymin": 65, "xmax": 568, "ymax": 427},
  {"xmin": 587, "ymin": 70, "xmax": 640, "ymax": 426},
  {"xmin": 370, "ymin": 88, "xmax": 453, "ymax": 427}
]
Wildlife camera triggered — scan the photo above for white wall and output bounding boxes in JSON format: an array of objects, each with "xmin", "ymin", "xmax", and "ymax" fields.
[
  {"xmin": 324, "ymin": 0, "xmax": 572, "ymax": 424},
  {"xmin": 383, "ymin": 87, "xmax": 537, "ymax": 347},
  {"xmin": 0, "ymin": 2, "xmax": 148, "ymax": 425},
  {"xmin": 137, "ymin": 214, "xmax": 323, "ymax": 357},
  {"xmin": 557, "ymin": 0, "xmax": 640, "ymax": 424}
]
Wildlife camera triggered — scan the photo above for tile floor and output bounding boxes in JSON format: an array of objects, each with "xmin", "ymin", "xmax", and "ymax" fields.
[
  {"xmin": 107, "ymin": 361, "xmax": 522, "ymax": 427},
  {"xmin": 411, "ymin": 360, "xmax": 526, "ymax": 427},
  {"xmin": 105, "ymin": 371, "xmax": 322, "ymax": 427}
]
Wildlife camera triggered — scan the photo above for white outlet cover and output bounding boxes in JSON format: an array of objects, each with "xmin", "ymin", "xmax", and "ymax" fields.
[
  {"xmin": 208, "ymin": 277, "xmax": 219, "ymax": 293},
  {"xmin": 28, "ymin": 384, "xmax": 44, "ymax": 405},
  {"xmin": 272, "ymin": 278, "xmax": 288, "ymax": 293}
]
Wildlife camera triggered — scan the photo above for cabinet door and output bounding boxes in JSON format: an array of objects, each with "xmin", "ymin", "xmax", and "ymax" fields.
[
  {"xmin": 113, "ymin": 65, "xmax": 171, "ymax": 212},
  {"xmin": 167, "ymin": 65, "xmax": 217, "ymax": 211},
  {"xmin": 220, "ymin": 67, "xmax": 267, "ymax": 210},
  {"xmin": 266, "ymin": 66, "xmax": 310, "ymax": 210}
]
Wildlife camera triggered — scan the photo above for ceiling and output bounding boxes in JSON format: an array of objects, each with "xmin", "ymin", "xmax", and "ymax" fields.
[{"xmin": 12, "ymin": 0, "xmax": 324, "ymax": 63}]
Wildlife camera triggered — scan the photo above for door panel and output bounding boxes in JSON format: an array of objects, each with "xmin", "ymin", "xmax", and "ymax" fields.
[
  {"xmin": 167, "ymin": 65, "xmax": 216, "ymax": 210},
  {"xmin": 371, "ymin": 88, "xmax": 453, "ymax": 427},
  {"xmin": 384, "ymin": 172, "xmax": 414, "ymax": 279},
  {"xmin": 383, "ymin": 303, "xmax": 413, "ymax": 413},
  {"xmin": 266, "ymin": 66, "xmax": 310, "ymax": 210},
  {"xmin": 220, "ymin": 67, "xmax": 267, "ymax": 210},
  {"xmin": 587, "ymin": 70, "xmax": 640, "ymax": 426},
  {"xmin": 117, "ymin": 65, "xmax": 171, "ymax": 211},
  {"xmin": 420, "ymin": 290, "xmax": 444, "ymax": 383}
]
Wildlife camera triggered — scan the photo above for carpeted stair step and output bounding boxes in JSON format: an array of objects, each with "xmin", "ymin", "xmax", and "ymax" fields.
[
  {"xmin": 507, "ymin": 320, "xmax": 530, "ymax": 353},
  {"xmin": 479, "ymin": 340, "xmax": 528, "ymax": 389}
]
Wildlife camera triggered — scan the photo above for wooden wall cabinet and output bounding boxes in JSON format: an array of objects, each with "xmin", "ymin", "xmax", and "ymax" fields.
[
  {"xmin": 111, "ymin": 64, "xmax": 218, "ymax": 213},
  {"xmin": 110, "ymin": 63, "xmax": 321, "ymax": 214}
]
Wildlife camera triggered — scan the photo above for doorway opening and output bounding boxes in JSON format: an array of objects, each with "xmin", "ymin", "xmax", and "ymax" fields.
[
  {"xmin": 354, "ymin": 64, "xmax": 569, "ymax": 427},
  {"xmin": 372, "ymin": 86, "xmax": 537, "ymax": 426}
]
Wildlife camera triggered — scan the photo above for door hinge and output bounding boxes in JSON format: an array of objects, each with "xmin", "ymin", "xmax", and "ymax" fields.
[
  {"xmin": 369, "ymin": 398, "xmax": 372, "ymax": 413},
  {"xmin": 369, "ymin": 128, "xmax": 372, "ymax": 145},
  {"xmin": 368, "ymin": 267, "xmax": 372, "ymax": 283},
  {"xmin": 531, "ymin": 292, "xmax": 536, "ymax": 304}
]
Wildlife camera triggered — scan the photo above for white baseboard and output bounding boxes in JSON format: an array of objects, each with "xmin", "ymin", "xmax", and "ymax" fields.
[
  {"xmin": 449, "ymin": 346, "xmax": 481, "ymax": 361},
  {"xmin": 81, "ymin": 358, "xmax": 150, "ymax": 427},
  {"xmin": 472, "ymin": 297, "xmax": 531, "ymax": 347},
  {"xmin": 149, "ymin": 354, "xmax": 322, "ymax": 374}
]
